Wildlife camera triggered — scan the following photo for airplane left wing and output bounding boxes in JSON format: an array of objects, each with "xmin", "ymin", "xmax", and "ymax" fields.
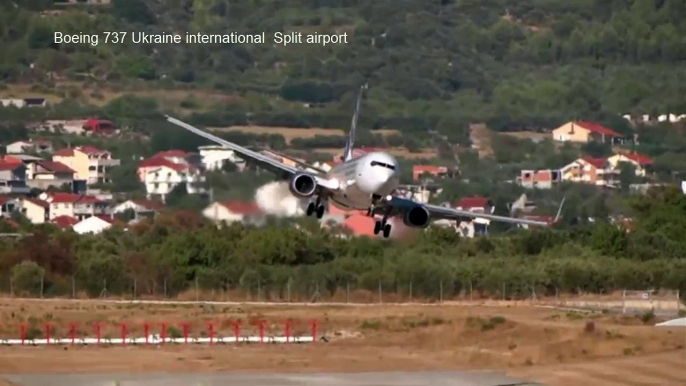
[
  {"xmin": 375, "ymin": 196, "xmax": 554, "ymax": 227},
  {"xmin": 165, "ymin": 116, "xmax": 341, "ymax": 191}
]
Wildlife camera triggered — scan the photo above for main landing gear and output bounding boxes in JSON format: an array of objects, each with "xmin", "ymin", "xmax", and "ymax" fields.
[
  {"xmin": 306, "ymin": 197, "xmax": 325, "ymax": 219},
  {"xmin": 373, "ymin": 218, "xmax": 392, "ymax": 238}
]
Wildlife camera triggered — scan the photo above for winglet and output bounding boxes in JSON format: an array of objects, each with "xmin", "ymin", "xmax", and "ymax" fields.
[
  {"xmin": 342, "ymin": 84, "xmax": 366, "ymax": 162},
  {"xmin": 553, "ymin": 196, "xmax": 566, "ymax": 224}
]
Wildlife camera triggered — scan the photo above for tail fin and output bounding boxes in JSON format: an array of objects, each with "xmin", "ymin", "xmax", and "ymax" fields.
[{"xmin": 342, "ymin": 84, "xmax": 366, "ymax": 161}]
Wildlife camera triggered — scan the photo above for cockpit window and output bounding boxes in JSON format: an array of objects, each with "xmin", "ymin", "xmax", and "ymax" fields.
[{"xmin": 371, "ymin": 160, "xmax": 396, "ymax": 170}]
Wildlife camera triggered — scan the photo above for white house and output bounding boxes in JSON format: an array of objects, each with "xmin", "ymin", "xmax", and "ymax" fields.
[
  {"xmin": 138, "ymin": 158, "xmax": 205, "ymax": 199},
  {"xmin": 72, "ymin": 215, "xmax": 115, "ymax": 235},
  {"xmin": 6, "ymin": 139, "xmax": 54, "ymax": 154},
  {"xmin": 202, "ymin": 201, "xmax": 264, "ymax": 225},
  {"xmin": 198, "ymin": 146, "xmax": 243, "ymax": 171},
  {"xmin": 112, "ymin": 199, "xmax": 163, "ymax": 219}
]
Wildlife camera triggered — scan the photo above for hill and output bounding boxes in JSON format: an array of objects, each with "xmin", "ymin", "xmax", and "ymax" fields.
[{"xmin": 1, "ymin": 0, "xmax": 686, "ymax": 140}]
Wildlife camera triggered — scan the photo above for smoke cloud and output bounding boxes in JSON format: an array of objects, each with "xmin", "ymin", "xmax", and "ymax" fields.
[{"xmin": 255, "ymin": 181, "xmax": 308, "ymax": 217}]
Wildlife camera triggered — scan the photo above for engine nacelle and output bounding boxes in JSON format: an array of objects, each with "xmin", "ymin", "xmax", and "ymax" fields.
[
  {"xmin": 403, "ymin": 205, "xmax": 431, "ymax": 228},
  {"xmin": 289, "ymin": 173, "xmax": 317, "ymax": 198}
]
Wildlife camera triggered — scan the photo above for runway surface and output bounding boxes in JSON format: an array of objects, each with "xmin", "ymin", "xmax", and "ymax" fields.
[{"xmin": 1, "ymin": 372, "xmax": 540, "ymax": 386}]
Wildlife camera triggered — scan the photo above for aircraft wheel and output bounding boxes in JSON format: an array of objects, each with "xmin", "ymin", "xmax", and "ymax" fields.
[
  {"xmin": 315, "ymin": 204, "xmax": 325, "ymax": 219},
  {"xmin": 306, "ymin": 202, "xmax": 315, "ymax": 216},
  {"xmin": 382, "ymin": 223, "xmax": 392, "ymax": 238},
  {"xmin": 373, "ymin": 221, "xmax": 381, "ymax": 235}
]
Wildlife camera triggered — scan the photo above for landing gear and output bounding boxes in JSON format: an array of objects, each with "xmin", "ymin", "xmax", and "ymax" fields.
[
  {"xmin": 373, "ymin": 218, "xmax": 392, "ymax": 238},
  {"xmin": 306, "ymin": 197, "xmax": 326, "ymax": 219}
]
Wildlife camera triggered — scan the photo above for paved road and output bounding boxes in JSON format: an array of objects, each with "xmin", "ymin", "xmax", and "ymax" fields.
[{"xmin": 2, "ymin": 372, "xmax": 540, "ymax": 386}]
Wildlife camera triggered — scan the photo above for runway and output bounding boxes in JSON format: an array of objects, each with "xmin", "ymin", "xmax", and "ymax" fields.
[{"xmin": 1, "ymin": 372, "xmax": 540, "ymax": 386}]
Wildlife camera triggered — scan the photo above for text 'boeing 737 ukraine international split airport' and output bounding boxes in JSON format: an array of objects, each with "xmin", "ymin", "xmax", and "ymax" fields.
[{"xmin": 167, "ymin": 86, "xmax": 557, "ymax": 238}]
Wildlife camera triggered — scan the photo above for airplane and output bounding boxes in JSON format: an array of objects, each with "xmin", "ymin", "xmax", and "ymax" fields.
[{"xmin": 166, "ymin": 86, "xmax": 558, "ymax": 238}]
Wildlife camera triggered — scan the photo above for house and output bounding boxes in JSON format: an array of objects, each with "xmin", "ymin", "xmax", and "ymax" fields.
[
  {"xmin": 412, "ymin": 165, "xmax": 458, "ymax": 182},
  {"xmin": 198, "ymin": 145, "xmax": 242, "ymax": 171},
  {"xmin": 25, "ymin": 160, "xmax": 75, "ymax": 190},
  {"xmin": 40, "ymin": 192, "xmax": 111, "ymax": 221},
  {"xmin": 112, "ymin": 199, "xmax": 164, "ymax": 219},
  {"xmin": 560, "ymin": 157, "xmax": 619, "ymax": 187},
  {"xmin": 607, "ymin": 152, "xmax": 653, "ymax": 177},
  {"xmin": 682, "ymin": 181, "xmax": 686, "ymax": 194},
  {"xmin": 0, "ymin": 98, "xmax": 46, "ymax": 108},
  {"xmin": 72, "ymin": 215, "xmax": 116, "ymax": 235},
  {"xmin": 82, "ymin": 119, "xmax": 116, "ymax": 135},
  {"xmin": 6, "ymin": 139, "xmax": 53, "ymax": 154},
  {"xmin": 552, "ymin": 121, "xmax": 622, "ymax": 144},
  {"xmin": 20, "ymin": 198, "xmax": 49, "ymax": 224},
  {"xmin": 517, "ymin": 169, "xmax": 561, "ymax": 189},
  {"xmin": 138, "ymin": 157, "xmax": 205, "ymax": 199},
  {"xmin": 454, "ymin": 197, "xmax": 494, "ymax": 237},
  {"xmin": 51, "ymin": 215, "xmax": 79, "ymax": 229},
  {"xmin": 24, "ymin": 98, "xmax": 47, "ymax": 107},
  {"xmin": 52, "ymin": 146, "xmax": 120, "ymax": 184},
  {"xmin": 39, "ymin": 119, "xmax": 88, "ymax": 134},
  {"xmin": 202, "ymin": 201, "xmax": 264, "ymax": 225},
  {"xmin": 0, "ymin": 160, "xmax": 30, "ymax": 194}
]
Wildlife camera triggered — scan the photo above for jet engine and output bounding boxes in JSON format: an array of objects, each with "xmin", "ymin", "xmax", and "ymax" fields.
[
  {"xmin": 288, "ymin": 173, "xmax": 317, "ymax": 198},
  {"xmin": 403, "ymin": 205, "xmax": 431, "ymax": 228}
]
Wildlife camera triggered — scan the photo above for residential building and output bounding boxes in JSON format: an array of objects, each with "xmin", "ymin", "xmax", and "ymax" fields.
[
  {"xmin": 25, "ymin": 160, "xmax": 75, "ymax": 190},
  {"xmin": 202, "ymin": 201, "xmax": 264, "ymax": 225},
  {"xmin": 0, "ymin": 196, "xmax": 20, "ymax": 218},
  {"xmin": 6, "ymin": 139, "xmax": 53, "ymax": 154},
  {"xmin": 51, "ymin": 215, "xmax": 79, "ymax": 229},
  {"xmin": 82, "ymin": 118, "xmax": 116, "ymax": 135},
  {"xmin": 138, "ymin": 157, "xmax": 205, "ymax": 199},
  {"xmin": 112, "ymin": 199, "xmax": 164, "ymax": 219},
  {"xmin": 40, "ymin": 192, "xmax": 111, "ymax": 221},
  {"xmin": 517, "ymin": 169, "xmax": 561, "ymax": 189},
  {"xmin": 198, "ymin": 146, "xmax": 243, "ymax": 171},
  {"xmin": 0, "ymin": 160, "xmax": 29, "ymax": 194},
  {"xmin": 72, "ymin": 215, "xmax": 116, "ymax": 235},
  {"xmin": 551, "ymin": 121, "xmax": 622, "ymax": 144},
  {"xmin": 52, "ymin": 146, "xmax": 120, "ymax": 184},
  {"xmin": 412, "ymin": 165, "xmax": 458, "ymax": 182},
  {"xmin": 454, "ymin": 197, "xmax": 494, "ymax": 237},
  {"xmin": 0, "ymin": 98, "xmax": 46, "ymax": 108},
  {"xmin": 607, "ymin": 152, "xmax": 654, "ymax": 177},
  {"xmin": 20, "ymin": 198, "xmax": 49, "ymax": 224},
  {"xmin": 560, "ymin": 157, "xmax": 619, "ymax": 187}
]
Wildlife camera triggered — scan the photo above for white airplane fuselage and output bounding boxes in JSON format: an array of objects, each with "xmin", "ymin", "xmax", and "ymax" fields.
[{"xmin": 323, "ymin": 152, "xmax": 400, "ymax": 211}]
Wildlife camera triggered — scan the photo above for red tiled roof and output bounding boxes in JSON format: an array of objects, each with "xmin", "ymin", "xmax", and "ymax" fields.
[
  {"xmin": 219, "ymin": 201, "xmax": 261, "ymax": 215},
  {"xmin": 0, "ymin": 196, "xmax": 13, "ymax": 205},
  {"xmin": 154, "ymin": 150, "xmax": 187, "ymax": 158},
  {"xmin": 79, "ymin": 145, "xmax": 107, "ymax": 155},
  {"xmin": 413, "ymin": 165, "xmax": 447, "ymax": 174},
  {"xmin": 53, "ymin": 148, "xmax": 74, "ymax": 157},
  {"xmin": 619, "ymin": 152, "xmax": 653, "ymax": 165},
  {"xmin": 138, "ymin": 157, "xmax": 188, "ymax": 172},
  {"xmin": 0, "ymin": 162, "xmax": 23, "ymax": 171},
  {"xmin": 342, "ymin": 214, "xmax": 377, "ymax": 237},
  {"xmin": 575, "ymin": 121, "xmax": 621, "ymax": 137},
  {"xmin": 0, "ymin": 155, "xmax": 23, "ymax": 164},
  {"xmin": 47, "ymin": 193, "xmax": 102, "ymax": 204},
  {"xmin": 83, "ymin": 119, "xmax": 114, "ymax": 129},
  {"xmin": 52, "ymin": 215, "xmax": 79, "ymax": 228},
  {"xmin": 456, "ymin": 196, "xmax": 491, "ymax": 209},
  {"xmin": 36, "ymin": 160, "xmax": 74, "ymax": 173},
  {"xmin": 581, "ymin": 157, "xmax": 607, "ymax": 169}
]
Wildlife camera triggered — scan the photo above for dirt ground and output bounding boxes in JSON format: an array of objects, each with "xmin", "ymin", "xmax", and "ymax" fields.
[{"xmin": 0, "ymin": 299, "xmax": 683, "ymax": 385}]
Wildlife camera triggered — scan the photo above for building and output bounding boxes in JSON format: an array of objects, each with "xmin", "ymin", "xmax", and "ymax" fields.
[
  {"xmin": 0, "ymin": 160, "xmax": 29, "ymax": 194},
  {"xmin": 82, "ymin": 119, "xmax": 116, "ymax": 135},
  {"xmin": 412, "ymin": 165, "xmax": 458, "ymax": 182},
  {"xmin": 20, "ymin": 198, "xmax": 49, "ymax": 224},
  {"xmin": 454, "ymin": 197, "xmax": 494, "ymax": 237},
  {"xmin": 0, "ymin": 98, "xmax": 46, "ymax": 108},
  {"xmin": 551, "ymin": 121, "xmax": 622, "ymax": 144},
  {"xmin": 52, "ymin": 146, "xmax": 120, "ymax": 184},
  {"xmin": 25, "ymin": 160, "xmax": 75, "ymax": 189},
  {"xmin": 6, "ymin": 139, "xmax": 53, "ymax": 154},
  {"xmin": 51, "ymin": 215, "xmax": 79, "ymax": 229},
  {"xmin": 138, "ymin": 157, "xmax": 205, "ymax": 199},
  {"xmin": 40, "ymin": 192, "xmax": 110, "ymax": 221},
  {"xmin": 560, "ymin": 157, "xmax": 619, "ymax": 187},
  {"xmin": 202, "ymin": 201, "xmax": 263, "ymax": 225},
  {"xmin": 112, "ymin": 199, "xmax": 164, "ymax": 219},
  {"xmin": 517, "ymin": 169, "xmax": 561, "ymax": 189},
  {"xmin": 607, "ymin": 152, "xmax": 654, "ymax": 177},
  {"xmin": 72, "ymin": 215, "xmax": 116, "ymax": 235},
  {"xmin": 198, "ymin": 146, "xmax": 243, "ymax": 171},
  {"xmin": 0, "ymin": 196, "xmax": 21, "ymax": 218}
]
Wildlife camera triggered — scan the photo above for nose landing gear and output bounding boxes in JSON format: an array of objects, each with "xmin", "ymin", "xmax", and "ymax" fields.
[{"xmin": 306, "ymin": 197, "xmax": 326, "ymax": 219}]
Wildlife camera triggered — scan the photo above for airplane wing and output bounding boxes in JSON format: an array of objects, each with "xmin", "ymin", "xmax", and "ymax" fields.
[
  {"xmin": 165, "ymin": 116, "xmax": 341, "ymax": 191},
  {"xmin": 375, "ymin": 196, "xmax": 556, "ymax": 227}
]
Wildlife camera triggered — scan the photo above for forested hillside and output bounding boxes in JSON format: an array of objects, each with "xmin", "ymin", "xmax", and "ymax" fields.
[{"xmin": 2, "ymin": 0, "xmax": 686, "ymax": 137}]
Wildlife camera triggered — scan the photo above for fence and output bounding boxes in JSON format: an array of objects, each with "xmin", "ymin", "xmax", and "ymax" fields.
[{"xmin": 2, "ymin": 274, "xmax": 684, "ymax": 315}]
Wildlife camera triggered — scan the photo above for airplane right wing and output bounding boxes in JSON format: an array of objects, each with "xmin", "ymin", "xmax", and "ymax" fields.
[{"xmin": 165, "ymin": 116, "xmax": 341, "ymax": 191}]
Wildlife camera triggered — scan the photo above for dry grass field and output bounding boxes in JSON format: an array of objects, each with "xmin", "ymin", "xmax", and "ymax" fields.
[{"xmin": 0, "ymin": 298, "xmax": 683, "ymax": 385}]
